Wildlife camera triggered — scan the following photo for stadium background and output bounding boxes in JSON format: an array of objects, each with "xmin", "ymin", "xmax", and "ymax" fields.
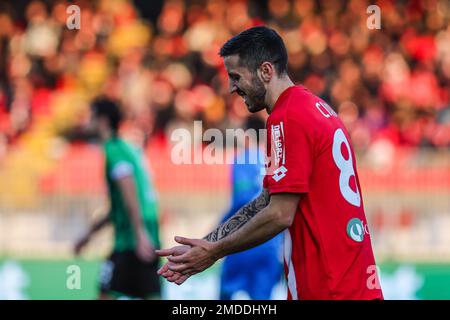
[{"xmin": 0, "ymin": 0, "xmax": 449, "ymax": 299}]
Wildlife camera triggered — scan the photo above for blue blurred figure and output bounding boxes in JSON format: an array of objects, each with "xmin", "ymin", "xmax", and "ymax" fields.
[{"xmin": 219, "ymin": 115, "xmax": 283, "ymax": 300}]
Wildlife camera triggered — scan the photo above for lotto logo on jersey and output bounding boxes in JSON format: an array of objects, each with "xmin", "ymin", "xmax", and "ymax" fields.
[{"xmin": 273, "ymin": 165, "xmax": 288, "ymax": 182}]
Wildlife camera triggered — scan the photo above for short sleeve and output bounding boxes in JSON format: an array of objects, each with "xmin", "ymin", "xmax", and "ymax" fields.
[
  {"xmin": 105, "ymin": 140, "xmax": 136, "ymax": 181},
  {"xmin": 265, "ymin": 107, "xmax": 314, "ymax": 195}
]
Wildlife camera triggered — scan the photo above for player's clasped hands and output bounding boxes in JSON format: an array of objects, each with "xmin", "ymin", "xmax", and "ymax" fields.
[{"xmin": 156, "ymin": 236, "xmax": 220, "ymax": 285}]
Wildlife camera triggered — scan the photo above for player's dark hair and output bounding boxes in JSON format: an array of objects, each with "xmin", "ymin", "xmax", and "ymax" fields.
[
  {"xmin": 219, "ymin": 26, "xmax": 288, "ymax": 75},
  {"xmin": 91, "ymin": 98, "xmax": 123, "ymax": 134}
]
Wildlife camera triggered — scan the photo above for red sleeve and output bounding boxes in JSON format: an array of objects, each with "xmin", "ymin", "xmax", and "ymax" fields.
[{"xmin": 266, "ymin": 106, "xmax": 314, "ymax": 196}]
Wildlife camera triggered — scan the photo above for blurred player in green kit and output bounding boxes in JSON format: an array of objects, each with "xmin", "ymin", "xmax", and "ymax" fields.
[{"xmin": 74, "ymin": 98, "xmax": 161, "ymax": 299}]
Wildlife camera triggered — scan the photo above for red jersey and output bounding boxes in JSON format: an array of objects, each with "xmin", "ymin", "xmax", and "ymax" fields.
[{"xmin": 263, "ymin": 85, "xmax": 383, "ymax": 300}]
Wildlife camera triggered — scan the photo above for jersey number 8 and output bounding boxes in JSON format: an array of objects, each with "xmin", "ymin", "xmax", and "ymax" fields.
[{"xmin": 332, "ymin": 128, "xmax": 361, "ymax": 207}]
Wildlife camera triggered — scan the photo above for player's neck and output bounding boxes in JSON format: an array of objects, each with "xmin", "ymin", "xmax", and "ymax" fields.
[{"xmin": 266, "ymin": 76, "xmax": 295, "ymax": 114}]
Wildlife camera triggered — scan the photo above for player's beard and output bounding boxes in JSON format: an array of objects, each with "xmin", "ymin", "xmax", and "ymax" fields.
[{"xmin": 244, "ymin": 75, "xmax": 267, "ymax": 113}]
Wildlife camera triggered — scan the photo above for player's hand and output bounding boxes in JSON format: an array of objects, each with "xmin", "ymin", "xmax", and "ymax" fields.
[
  {"xmin": 157, "ymin": 261, "xmax": 191, "ymax": 285},
  {"xmin": 156, "ymin": 245, "xmax": 191, "ymax": 285},
  {"xmin": 136, "ymin": 229, "xmax": 156, "ymax": 262},
  {"xmin": 74, "ymin": 235, "xmax": 90, "ymax": 255},
  {"xmin": 164, "ymin": 236, "xmax": 220, "ymax": 277}
]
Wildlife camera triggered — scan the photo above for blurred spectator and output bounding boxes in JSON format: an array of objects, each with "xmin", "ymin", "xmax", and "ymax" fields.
[{"xmin": 0, "ymin": 0, "xmax": 448, "ymax": 161}]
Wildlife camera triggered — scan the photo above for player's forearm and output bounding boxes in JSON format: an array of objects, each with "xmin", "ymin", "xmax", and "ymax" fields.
[
  {"xmin": 213, "ymin": 204, "xmax": 290, "ymax": 258},
  {"xmin": 203, "ymin": 189, "xmax": 269, "ymax": 242},
  {"xmin": 90, "ymin": 214, "xmax": 110, "ymax": 233},
  {"xmin": 127, "ymin": 203, "xmax": 146, "ymax": 236},
  {"xmin": 117, "ymin": 176, "xmax": 147, "ymax": 236},
  {"xmin": 84, "ymin": 213, "xmax": 110, "ymax": 239}
]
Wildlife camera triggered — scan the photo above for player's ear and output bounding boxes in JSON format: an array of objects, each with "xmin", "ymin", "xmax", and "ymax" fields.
[{"xmin": 258, "ymin": 62, "xmax": 274, "ymax": 83}]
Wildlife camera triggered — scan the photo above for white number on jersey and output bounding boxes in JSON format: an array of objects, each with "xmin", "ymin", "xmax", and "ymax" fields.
[{"xmin": 332, "ymin": 128, "xmax": 361, "ymax": 207}]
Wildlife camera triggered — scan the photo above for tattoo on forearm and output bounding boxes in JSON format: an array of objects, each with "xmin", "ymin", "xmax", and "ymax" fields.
[{"xmin": 204, "ymin": 189, "xmax": 270, "ymax": 242}]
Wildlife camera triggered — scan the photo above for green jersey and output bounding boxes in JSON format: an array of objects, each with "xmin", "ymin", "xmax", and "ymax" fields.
[{"xmin": 104, "ymin": 137, "xmax": 160, "ymax": 251}]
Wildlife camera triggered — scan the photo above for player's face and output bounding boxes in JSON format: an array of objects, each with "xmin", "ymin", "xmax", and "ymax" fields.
[
  {"xmin": 88, "ymin": 111, "xmax": 100, "ymax": 134},
  {"xmin": 224, "ymin": 55, "xmax": 267, "ymax": 113},
  {"xmin": 87, "ymin": 111, "xmax": 106, "ymax": 139}
]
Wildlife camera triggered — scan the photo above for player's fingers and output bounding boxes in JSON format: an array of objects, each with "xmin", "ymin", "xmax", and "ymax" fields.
[
  {"xmin": 157, "ymin": 263, "xmax": 170, "ymax": 275},
  {"xmin": 170, "ymin": 271, "xmax": 186, "ymax": 282},
  {"xmin": 155, "ymin": 247, "xmax": 176, "ymax": 257},
  {"xmin": 159, "ymin": 267, "xmax": 176, "ymax": 279},
  {"xmin": 175, "ymin": 274, "xmax": 192, "ymax": 285},
  {"xmin": 167, "ymin": 253, "xmax": 190, "ymax": 264},
  {"xmin": 175, "ymin": 276, "xmax": 188, "ymax": 285},
  {"xmin": 174, "ymin": 236, "xmax": 198, "ymax": 247},
  {"xmin": 161, "ymin": 268, "xmax": 174, "ymax": 277},
  {"xmin": 167, "ymin": 272, "xmax": 184, "ymax": 282},
  {"xmin": 165, "ymin": 276, "xmax": 175, "ymax": 283},
  {"xmin": 168, "ymin": 272, "xmax": 182, "ymax": 282},
  {"xmin": 168, "ymin": 263, "xmax": 190, "ymax": 273},
  {"xmin": 163, "ymin": 268, "xmax": 175, "ymax": 277}
]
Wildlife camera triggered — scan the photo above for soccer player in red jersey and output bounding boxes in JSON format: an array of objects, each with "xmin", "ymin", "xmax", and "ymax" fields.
[{"xmin": 157, "ymin": 26, "xmax": 383, "ymax": 300}]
